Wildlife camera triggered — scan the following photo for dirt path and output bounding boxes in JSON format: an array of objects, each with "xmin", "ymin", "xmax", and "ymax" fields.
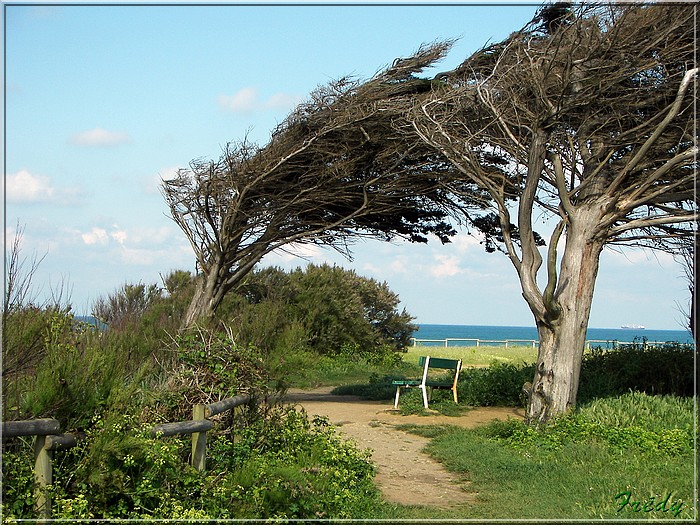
[{"xmin": 285, "ymin": 387, "xmax": 524, "ymax": 508}]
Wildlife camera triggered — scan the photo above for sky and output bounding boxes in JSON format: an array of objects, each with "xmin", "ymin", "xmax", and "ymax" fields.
[{"xmin": 3, "ymin": 1, "xmax": 692, "ymax": 330}]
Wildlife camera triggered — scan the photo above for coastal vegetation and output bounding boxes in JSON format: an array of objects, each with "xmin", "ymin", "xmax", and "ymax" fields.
[
  {"xmin": 3, "ymin": 248, "xmax": 695, "ymax": 518},
  {"xmin": 4, "ymin": 2, "xmax": 697, "ymax": 520},
  {"xmin": 160, "ymin": 2, "xmax": 696, "ymax": 424}
]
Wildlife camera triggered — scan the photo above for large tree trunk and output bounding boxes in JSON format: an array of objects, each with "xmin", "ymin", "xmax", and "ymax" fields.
[
  {"xmin": 525, "ymin": 212, "xmax": 606, "ymax": 425},
  {"xmin": 183, "ymin": 280, "xmax": 216, "ymax": 328},
  {"xmin": 183, "ymin": 259, "xmax": 228, "ymax": 329}
]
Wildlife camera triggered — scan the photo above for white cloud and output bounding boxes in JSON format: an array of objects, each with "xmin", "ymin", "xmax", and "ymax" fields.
[
  {"xmin": 6, "ymin": 169, "xmax": 55, "ymax": 202},
  {"xmin": 7, "ymin": 170, "xmax": 87, "ymax": 206},
  {"xmin": 110, "ymin": 229, "xmax": 128, "ymax": 245},
  {"xmin": 217, "ymin": 87, "xmax": 301, "ymax": 114},
  {"xmin": 218, "ymin": 87, "xmax": 258, "ymax": 113},
  {"xmin": 452, "ymin": 232, "xmax": 483, "ymax": 253},
  {"xmin": 389, "ymin": 257, "xmax": 411, "ymax": 275},
  {"xmin": 70, "ymin": 127, "xmax": 131, "ymax": 147},
  {"xmin": 430, "ymin": 254, "xmax": 464, "ymax": 278},
  {"xmin": 82, "ymin": 227, "xmax": 109, "ymax": 245}
]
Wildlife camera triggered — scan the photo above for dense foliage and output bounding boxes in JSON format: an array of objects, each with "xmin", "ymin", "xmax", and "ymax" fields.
[
  {"xmin": 222, "ymin": 263, "xmax": 416, "ymax": 355},
  {"xmin": 2, "ymin": 407, "xmax": 380, "ymax": 519},
  {"xmin": 2, "ymin": 263, "xmax": 416, "ymax": 519},
  {"xmin": 3, "ymin": 245, "xmax": 694, "ymax": 519}
]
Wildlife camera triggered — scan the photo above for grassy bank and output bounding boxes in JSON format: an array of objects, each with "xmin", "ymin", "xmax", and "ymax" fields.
[{"xmin": 398, "ymin": 392, "xmax": 696, "ymax": 519}]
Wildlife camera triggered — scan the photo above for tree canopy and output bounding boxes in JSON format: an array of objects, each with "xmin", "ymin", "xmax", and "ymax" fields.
[
  {"xmin": 164, "ymin": 2, "xmax": 696, "ymax": 423},
  {"xmin": 163, "ymin": 63, "xmax": 477, "ymax": 326},
  {"xmin": 351, "ymin": 2, "xmax": 697, "ymax": 422}
]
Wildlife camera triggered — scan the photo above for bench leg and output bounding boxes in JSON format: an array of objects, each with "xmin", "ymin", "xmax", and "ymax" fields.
[
  {"xmin": 420, "ymin": 386, "xmax": 429, "ymax": 409},
  {"xmin": 452, "ymin": 387, "xmax": 458, "ymax": 404},
  {"xmin": 394, "ymin": 386, "xmax": 402, "ymax": 409}
]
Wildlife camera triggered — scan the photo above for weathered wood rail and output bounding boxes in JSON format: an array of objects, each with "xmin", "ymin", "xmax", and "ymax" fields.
[
  {"xmin": 2, "ymin": 418, "xmax": 83, "ymax": 519},
  {"xmin": 2, "ymin": 393, "xmax": 253, "ymax": 518},
  {"xmin": 149, "ymin": 393, "xmax": 252, "ymax": 471}
]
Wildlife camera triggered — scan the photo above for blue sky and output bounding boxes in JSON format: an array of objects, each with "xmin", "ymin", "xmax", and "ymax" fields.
[{"xmin": 3, "ymin": 1, "xmax": 691, "ymax": 330}]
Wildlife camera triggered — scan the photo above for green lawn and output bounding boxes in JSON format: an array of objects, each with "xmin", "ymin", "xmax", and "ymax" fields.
[
  {"xmin": 405, "ymin": 344, "xmax": 537, "ymax": 367},
  {"xmin": 364, "ymin": 393, "xmax": 697, "ymax": 520}
]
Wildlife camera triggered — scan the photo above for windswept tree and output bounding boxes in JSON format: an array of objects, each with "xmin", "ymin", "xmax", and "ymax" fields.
[
  {"xmin": 163, "ymin": 65, "xmax": 473, "ymax": 328},
  {"xmin": 395, "ymin": 3, "xmax": 696, "ymax": 423}
]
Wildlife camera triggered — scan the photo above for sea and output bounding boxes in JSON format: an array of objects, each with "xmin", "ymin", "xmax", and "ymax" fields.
[{"xmin": 413, "ymin": 324, "xmax": 693, "ymax": 348}]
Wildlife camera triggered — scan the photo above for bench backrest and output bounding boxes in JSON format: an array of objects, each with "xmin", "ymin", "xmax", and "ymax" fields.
[
  {"xmin": 417, "ymin": 356, "xmax": 462, "ymax": 388},
  {"xmin": 418, "ymin": 356, "xmax": 461, "ymax": 370}
]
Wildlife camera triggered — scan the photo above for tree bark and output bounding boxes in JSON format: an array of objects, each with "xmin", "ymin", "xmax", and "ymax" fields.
[
  {"xmin": 525, "ymin": 208, "xmax": 606, "ymax": 425},
  {"xmin": 183, "ymin": 262, "xmax": 227, "ymax": 328}
]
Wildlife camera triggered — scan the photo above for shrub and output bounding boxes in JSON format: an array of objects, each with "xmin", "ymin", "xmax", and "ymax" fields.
[
  {"xmin": 15, "ymin": 311, "xmax": 142, "ymax": 429},
  {"xmin": 92, "ymin": 282, "xmax": 161, "ymax": 329},
  {"xmin": 486, "ymin": 392, "xmax": 695, "ymax": 457},
  {"xmin": 1, "ymin": 406, "xmax": 381, "ymax": 520},
  {"xmin": 220, "ymin": 264, "xmax": 417, "ymax": 358},
  {"xmin": 457, "ymin": 361, "xmax": 535, "ymax": 407},
  {"xmin": 155, "ymin": 326, "xmax": 271, "ymax": 422},
  {"xmin": 578, "ymin": 342, "xmax": 694, "ymax": 402}
]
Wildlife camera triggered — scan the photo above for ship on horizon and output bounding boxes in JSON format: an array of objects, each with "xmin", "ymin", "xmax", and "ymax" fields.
[{"xmin": 621, "ymin": 324, "xmax": 645, "ymax": 329}]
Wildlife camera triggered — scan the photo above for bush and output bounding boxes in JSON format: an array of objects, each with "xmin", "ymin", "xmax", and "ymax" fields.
[
  {"xmin": 1, "ymin": 407, "xmax": 381, "ymax": 520},
  {"xmin": 578, "ymin": 341, "xmax": 694, "ymax": 402},
  {"xmin": 9, "ymin": 311, "xmax": 142, "ymax": 429},
  {"xmin": 457, "ymin": 362, "xmax": 535, "ymax": 407},
  {"xmin": 220, "ymin": 264, "xmax": 416, "ymax": 358},
  {"xmin": 486, "ymin": 392, "xmax": 695, "ymax": 457}
]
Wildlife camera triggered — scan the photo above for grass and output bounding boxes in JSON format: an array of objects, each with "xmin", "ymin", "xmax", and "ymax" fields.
[
  {"xmin": 280, "ymin": 350, "xmax": 415, "ymax": 389},
  {"xmin": 405, "ymin": 344, "xmax": 537, "ymax": 367},
  {"xmin": 395, "ymin": 393, "xmax": 696, "ymax": 520},
  {"xmin": 313, "ymin": 346, "xmax": 697, "ymax": 520}
]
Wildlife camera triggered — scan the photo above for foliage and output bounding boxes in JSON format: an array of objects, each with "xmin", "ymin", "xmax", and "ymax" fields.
[
  {"xmin": 163, "ymin": 76, "xmax": 459, "ymax": 325},
  {"xmin": 414, "ymin": 395, "xmax": 694, "ymax": 519},
  {"xmin": 485, "ymin": 392, "xmax": 695, "ymax": 458},
  {"xmin": 1, "ymin": 407, "xmax": 381, "ymax": 520},
  {"xmin": 288, "ymin": 264, "xmax": 416, "ymax": 353},
  {"xmin": 92, "ymin": 282, "xmax": 161, "ymax": 328},
  {"xmin": 457, "ymin": 362, "xmax": 535, "ymax": 407},
  {"xmin": 156, "ymin": 327, "xmax": 270, "ymax": 421},
  {"xmin": 2, "ymin": 267, "xmax": 396, "ymax": 519},
  {"xmin": 6, "ymin": 310, "xmax": 143, "ymax": 429},
  {"xmin": 357, "ymin": 2, "xmax": 696, "ymax": 422},
  {"xmin": 577, "ymin": 341, "xmax": 695, "ymax": 403},
  {"xmin": 333, "ymin": 341, "xmax": 695, "ymax": 418},
  {"xmin": 219, "ymin": 264, "xmax": 416, "ymax": 357}
]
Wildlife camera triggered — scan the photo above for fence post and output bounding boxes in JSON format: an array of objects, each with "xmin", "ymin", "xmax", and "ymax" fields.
[
  {"xmin": 34, "ymin": 435, "xmax": 52, "ymax": 519},
  {"xmin": 191, "ymin": 404, "xmax": 207, "ymax": 471}
]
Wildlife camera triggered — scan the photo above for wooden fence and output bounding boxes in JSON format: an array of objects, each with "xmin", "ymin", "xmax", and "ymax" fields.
[{"xmin": 1, "ymin": 393, "xmax": 253, "ymax": 519}]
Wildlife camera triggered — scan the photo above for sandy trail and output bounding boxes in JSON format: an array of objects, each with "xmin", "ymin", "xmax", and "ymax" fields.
[{"xmin": 285, "ymin": 387, "xmax": 524, "ymax": 508}]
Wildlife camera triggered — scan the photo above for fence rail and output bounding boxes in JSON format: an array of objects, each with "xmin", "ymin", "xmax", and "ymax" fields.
[
  {"xmin": 410, "ymin": 337, "xmax": 675, "ymax": 350},
  {"xmin": 2, "ymin": 393, "xmax": 253, "ymax": 519}
]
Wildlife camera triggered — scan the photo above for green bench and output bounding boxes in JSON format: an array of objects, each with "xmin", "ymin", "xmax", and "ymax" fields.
[{"xmin": 392, "ymin": 356, "xmax": 462, "ymax": 409}]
